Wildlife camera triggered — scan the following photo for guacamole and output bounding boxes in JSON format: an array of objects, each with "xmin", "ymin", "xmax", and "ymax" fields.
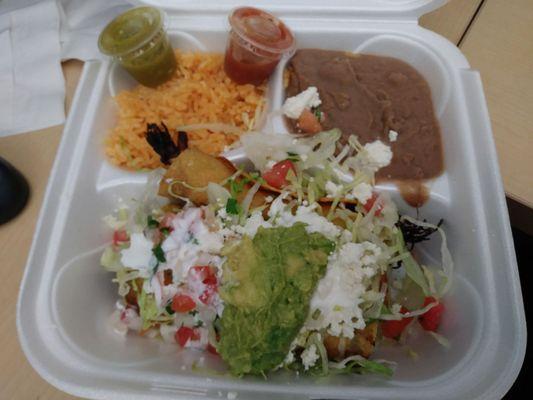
[{"xmin": 218, "ymin": 223, "xmax": 335, "ymax": 375}]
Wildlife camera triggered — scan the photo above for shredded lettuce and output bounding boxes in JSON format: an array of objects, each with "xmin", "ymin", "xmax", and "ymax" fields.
[
  {"xmin": 241, "ymin": 181, "xmax": 261, "ymax": 220},
  {"xmin": 310, "ymin": 333, "xmax": 329, "ymax": 376},
  {"xmin": 428, "ymin": 331, "xmax": 451, "ymax": 348},
  {"xmin": 400, "ymin": 216, "xmax": 454, "ymax": 296},
  {"xmin": 329, "ymin": 355, "xmax": 395, "ymax": 377},
  {"xmin": 379, "ymin": 300, "xmax": 439, "ymax": 320},
  {"xmin": 137, "ymin": 288, "xmax": 172, "ymax": 330},
  {"xmin": 403, "ymin": 254, "xmax": 430, "ymax": 296},
  {"xmin": 113, "ymin": 268, "xmax": 141, "ymax": 297},
  {"xmin": 393, "ymin": 227, "xmax": 431, "ymax": 296},
  {"xmin": 100, "ymin": 247, "xmax": 123, "ymax": 272}
]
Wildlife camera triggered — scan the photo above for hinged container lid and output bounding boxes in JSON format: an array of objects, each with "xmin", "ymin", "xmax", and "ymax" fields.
[{"xmin": 134, "ymin": 0, "xmax": 448, "ymax": 20}]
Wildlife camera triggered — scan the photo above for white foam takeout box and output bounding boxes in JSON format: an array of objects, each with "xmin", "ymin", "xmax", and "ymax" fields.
[{"xmin": 17, "ymin": 1, "xmax": 526, "ymax": 399}]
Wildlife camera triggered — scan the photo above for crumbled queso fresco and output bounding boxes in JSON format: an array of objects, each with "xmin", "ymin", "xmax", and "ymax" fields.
[
  {"xmin": 356, "ymin": 140, "xmax": 393, "ymax": 173},
  {"xmin": 325, "ymin": 181, "xmax": 343, "ymax": 198},
  {"xmin": 348, "ymin": 182, "xmax": 373, "ymax": 204},
  {"xmin": 121, "ymin": 233, "xmax": 155, "ymax": 272},
  {"xmin": 282, "ymin": 86, "xmax": 322, "ymax": 119},
  {"xmin": 301, "ymin": 344, "xmax": 319, "ymax": 370},
  {"xmin": 218, "ymin": 194, "xmax": 343, "ymax": 242},
  {"xmin": 305, "ymin": 241, "xmax": 384, "ymax": 338}
]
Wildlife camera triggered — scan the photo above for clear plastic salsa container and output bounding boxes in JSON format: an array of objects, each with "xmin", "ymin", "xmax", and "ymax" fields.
[
  {"xmin": 224, "ymin": 7, "xmax": 295, "ymax": 85},
  {"xmin": 98, "ymin": 6, "xmax": 176, "ymax": 87}
]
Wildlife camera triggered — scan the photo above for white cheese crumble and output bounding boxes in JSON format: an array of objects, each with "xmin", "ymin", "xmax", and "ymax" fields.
[
  {"xmin": 305, "ymin": 242, "xmax": 382, "ymax": 338},
  {"xmin": 228, "ymin": 211, "xmax": 272, "ymax": 238},
  {"xmin": 282, "ymin": 86, "xmax": 322, "ymax": 119},
  {"xmin": 388, "ymin": 130, "xmax": 398, "ymax": 142},
  {"xmin": 350, "ymin": 182, "xmax": 373, "ymax": 204},
  {"xmin": 269, "ymin": 199, "xmax": 341, "ymax": 241},
  {"xmin": 355, "ymin": 140, "xmax": 393, "ymax": 173},
  {"xmin": 284, "ymin": 349, "xmax": 295, "ymax": 365},
  {"xmin": 161, "ymin": 208, "xmax": 225, "ymax": 282},
  {"xmin": 120, "ymin": 233, "xmax": 154, "ymax": 271},
  {"xmin": 325, "ymin": 180, "xmax": 343, "ymax": 198},
  {"xmin": 301, "ymin": 344, "xmax": 319, "ymax": 370}
]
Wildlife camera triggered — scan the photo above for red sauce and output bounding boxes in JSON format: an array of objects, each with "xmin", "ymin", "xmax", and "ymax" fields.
[{"xmin": 224, "ymin": 7, "xmax": 294, "ymax": 85}]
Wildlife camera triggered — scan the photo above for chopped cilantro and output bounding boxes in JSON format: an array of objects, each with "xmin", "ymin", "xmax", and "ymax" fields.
[
  {"xmin": 165, "ymin": 304, "xmax": 175, "ymax": 315},
  {"xmin": 152, "ymin": 245, "xmax": 166, "ymax": 263},
  {"xmin": 187, "ymin": 233, "xmax": 199, "ymax": 245},
  {"xmin": 286, "ymin": 152, "xmax": 300, "ymax": 162},
  {"xmin": 313, "ymin": 105, "xmax": 322, "ymax": 119},
  {"xmin": 194, "ymin": 320, "xmax": 204, "ymax": 328},
  {"xmin": 226, "ymin": 198, "xmax": 241, "ymax": 215},
  {"xmin": 160, "ymin": 227, "xmax": 171, "ymax": 236},
  {"xmin": 147, "ymin": 215, "xmax": 159, "ymax": 229},
  {"xmin": 249, "ymin": 172, "xmax": 266, "ymax": 184},
  {"xmin": 229, "ymin": 178, "xmax": 248, "ymax": 198},
  {"xmin": 380, "ymin": 304, "xmax": 391, "ymax": 315}
]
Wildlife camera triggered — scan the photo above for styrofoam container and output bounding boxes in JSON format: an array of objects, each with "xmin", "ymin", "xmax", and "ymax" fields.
[{"xmin": 17, "ymin": 1, "xmax": 526, "ymax": 399}]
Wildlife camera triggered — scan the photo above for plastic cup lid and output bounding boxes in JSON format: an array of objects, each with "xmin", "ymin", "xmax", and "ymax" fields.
[
  {"xmin": 98, "ymin": 6, "xmax": 165, "ymax": 57},
  {"xmin": 228, "ymin": 7, "xmax": 295, "ymax": 55}
]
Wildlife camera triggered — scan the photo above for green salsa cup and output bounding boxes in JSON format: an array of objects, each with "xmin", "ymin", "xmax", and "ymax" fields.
[{"xmin": 98, "ymin": 6, "xmax": 177, "ymax": 88}]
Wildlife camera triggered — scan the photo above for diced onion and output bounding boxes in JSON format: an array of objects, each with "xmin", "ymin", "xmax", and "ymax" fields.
[
  {"xmin": 241, "ymin": 182, "xmax": 261, "ymax": 217},
  {"xmin": 207, "ymin": 182, "xmax": 231, "ymax": 206}
]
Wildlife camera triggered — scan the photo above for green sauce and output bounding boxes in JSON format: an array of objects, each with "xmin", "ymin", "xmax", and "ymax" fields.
[{"xmin": 98, "ymin": 7, "xmax": 176, "ymax": 87}]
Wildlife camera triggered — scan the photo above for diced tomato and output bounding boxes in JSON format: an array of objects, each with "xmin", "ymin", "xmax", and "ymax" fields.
[
  {"xmin": 188, "ymin": 266, "xmax": 218, "ymax": 305},
  {"xmin": 160, "ymin": 213, "xmax": 176, "ymax": 229},
  {"xmin": 172, "ymin": 294, "xmax": 196, "ymax": 313},
  {"xmin": 381, "ymin": 307, "xmax": 413, "ymax": 339},
  {"xmin": 113, "ymin": 230, "xmax": 129, "ymax": 246},
  {"xmin": 262, "ymin": 160, "xmax": 296, "ymax": 189},
  {"xmin": 207, "ymin": 343, "xmax": 219, "ymax": 355},
  {"xmin": 207, "ymin": 333, "xmax": 220, "ymax": 354},
  {"xmin": 418, "ymin": 297, "xmax": 445, "ymax": 332},
  {"xmin": 175, "ymin": 326, "xmax": 200, "ymax": 347},
  {"xmin": 190, "ymin": 266, "xmax": 218, "ymax": 286},
  {"xmin": 297, "ymin": 109, "xmax": 323, "ymax": 134},
  {"xmin": 163, "ymin": 269, "xmax": 173, "ymax": 286},
  {"xmin": 152, "ymin": 229, "xmax": 163, "ymax": 244},
  {"xmin": 379, "ymin": 273, "xmax": 388, "ymax": 290},
  {"xmin": 199, "ymin": 284, "xmax": 217, "ymax": 305},
  {"xmin": 362, "ymin": 193, "xmax": 383, "ymax": 216}
]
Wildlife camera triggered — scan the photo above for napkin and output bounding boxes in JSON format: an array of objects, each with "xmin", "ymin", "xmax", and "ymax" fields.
[
  {"xmin": 59, "ymin": 0, "xmax": 130, "ymax": 61},
  {"xmin": 0, "ymin": 0, "xmax": 130, "ymax": 137},
  {"xmin": 0, "ymin": 0, "xmax": 65, "ymax": 137}
]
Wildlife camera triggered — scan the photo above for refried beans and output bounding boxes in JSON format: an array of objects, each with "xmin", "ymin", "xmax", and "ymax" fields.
[{"xmin": 285, "ymin": 49, "xmax": 444, "ymax": 181}]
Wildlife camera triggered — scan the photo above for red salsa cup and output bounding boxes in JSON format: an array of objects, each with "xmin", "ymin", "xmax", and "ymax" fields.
[{"xmin": 224, "ymin": 7, "xmax": 295, "ymax": 85}]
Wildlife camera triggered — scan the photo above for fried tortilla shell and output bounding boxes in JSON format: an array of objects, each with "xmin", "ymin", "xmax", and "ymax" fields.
[
  {"xmin": 159, "ymin": 148, "xmax": 270, "ymax": 207},
  {"xmin": 323, "ymin": 322, "xmax": 379, "ymax": 360}
]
